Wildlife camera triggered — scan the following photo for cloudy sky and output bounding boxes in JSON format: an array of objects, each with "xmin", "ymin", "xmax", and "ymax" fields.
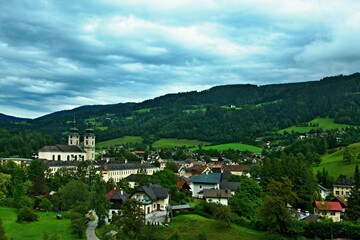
[{"xmin": 1, "ymin": 0, "xmax": 359, "ymax": 118}]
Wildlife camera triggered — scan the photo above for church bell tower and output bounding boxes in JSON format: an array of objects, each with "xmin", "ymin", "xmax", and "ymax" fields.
[
  {"xmin": 83, "ymin": 123, "xmax": 95, "ymax": 160},
  {"xmin": 68, "ymin": 118, "xmax": 80, "ymax": 146}
]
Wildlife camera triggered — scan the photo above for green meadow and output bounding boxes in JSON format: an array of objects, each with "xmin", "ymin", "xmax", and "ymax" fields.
[
  {"xmin": 314, "ymin": 142, "xmax": 360, "ymax": 177},
  {"xmin": 96, "ymin": 136, "xmax": 143, "ymax": 149},
  {"xmin": 159, "ymin": 214, "xmax": 266, "ymax": 240},
  {"xmin": 152, "ymin": 138, "xmax": 211, "ymax": 149},
  {"xmin": 279, "ymin": 117, "xmax": 355, "ymax": 134},
  {"xmin": 198, "ymin": 143, "xmax": 262, "ymax": 153},
  {"xmin": 0, "ymin": 207, "xmax": 83, "ymax": 240}
]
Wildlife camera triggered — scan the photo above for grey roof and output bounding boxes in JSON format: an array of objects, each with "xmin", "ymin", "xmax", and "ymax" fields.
[
  {"xmin": 170, "ymin": 205, "xmax": 191, "ymax": 211},
  {"xmin": 189, "ymin": 173, "xmax": 221, "ymax": 184},
  {"xmin": 112, "ymin": 192, "xmax": 130, "ymax": 201},
  {"xmin": 203, "ymin": 189, "xmax": 232, "ymax": 198},
  {"xmin": 220, "ymin": 182, "xmax": 240, "ymax": 191},
  {"xmin": 134, "ymin": 184, "xmax": 170, "ymax": 201},
  {"xmin": 38, "ymin": 144, "xmax": 85, "ymax": 153}
]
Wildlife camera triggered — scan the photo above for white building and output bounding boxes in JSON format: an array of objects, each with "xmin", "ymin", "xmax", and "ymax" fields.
[{"xmin": 38, "ymin": 121, "xmax": 95, "ymax": 161}]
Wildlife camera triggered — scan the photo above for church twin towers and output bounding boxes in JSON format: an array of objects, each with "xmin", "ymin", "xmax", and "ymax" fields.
[
  {"xmin": 38, "ymin": 120, "xmax": 96, "ymax": 161},
  {"xmin": 68, "ymin": 120, "xmax": 96, "ymax": 161}
]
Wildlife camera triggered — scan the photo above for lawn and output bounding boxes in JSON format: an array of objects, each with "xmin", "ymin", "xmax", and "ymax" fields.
[
  {"xmin": 152, "ymin": 138, "xmax": 211, "ymax": 149},
  {"xmin": 0, "ymin": 207, "xmax": 83, "ymax": 240},
  {"xmin": 195, "ymin": 143, "xmax": 262, "ymax": 153},
  {"xmin": 96, "ymin": 136, "xmax": 144, "ymax": 149},
  {"xmin": 313, "ymin": 142, "xmax": 360, "ymax": 177},
  {"xmin": 279, "ymin": 117, "xmax": 356, "ymax": 134},
  {"xmin": 159, "ymin": 214, "xmax": 266, "ymax": 240}
]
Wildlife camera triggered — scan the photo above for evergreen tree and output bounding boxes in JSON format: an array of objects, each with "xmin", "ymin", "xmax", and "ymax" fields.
[{"xmin": 346, "ymin": 164, "xmax": 360, "ymax": 222}]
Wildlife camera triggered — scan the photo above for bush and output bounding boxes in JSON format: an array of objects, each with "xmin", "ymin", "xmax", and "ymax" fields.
[
  {"xmin": 0, "ymin": 198, "xmax": 14, "ymax": 207},
  {"xmin": 39, "ymin": 198, "xmax": 53, "ymax": 212},
  {"xmin": 16, "ymin": 196, "xmax": 34, "ymax": 209},
  {"xmin": 17, "ymin": 207, "xmax": 39, "ymax": 223}
]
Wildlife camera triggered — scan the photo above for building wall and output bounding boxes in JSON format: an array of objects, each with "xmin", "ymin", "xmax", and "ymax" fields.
[
  {"xmin": 103, "ymin": 167, "xmax": 160, "ymax": 182},
  {"xmin": 317, "ymin": 210, "xmax": 341, "ymax": 222},
  {"xmin": 333, "ymin": 186, "xmax": 352, "ymax": 197},
  {"xmin": 190, "ymin": 183, "xmax": 220, "ymax": 198},
  {"xmin": 38, "ymin": 151, "xmax": 85, "ymax": 161},
  {"xmin": 205, "ymin": 197, "xmax": 229, "ymax": 206}
]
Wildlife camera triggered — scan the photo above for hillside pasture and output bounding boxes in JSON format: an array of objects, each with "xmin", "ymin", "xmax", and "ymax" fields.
[
  {"xmin": 159, "ymin": 214, "xmax": 266, "ymax": 240},
  {"xmin": 0, "ymin": 207, "xmax": 83, "ymax": 240},
  {"xmin": 314, "ymin": 142, "xmax": 360, "ymax": 177},
  {"xmin": 198, "ymin": 143, "xmax": 262, "ymax": 153},
  {"xmin": 96, "ymin": 136, "xmax": 143, "ymax": 149},
  {"xmin": 279, "ymin": 117, "xmax": 356, "ymax": 134},
  {"xmin": 152, "ymin": 138, "xmax": 211, "ymax": 149}
]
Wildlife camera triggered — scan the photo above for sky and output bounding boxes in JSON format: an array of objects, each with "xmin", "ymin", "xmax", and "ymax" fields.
[{"xmin": 1, "ymin": 0, "xmax": 360, "ymax": 118}]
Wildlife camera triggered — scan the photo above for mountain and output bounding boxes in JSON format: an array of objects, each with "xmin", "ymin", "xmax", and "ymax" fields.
[
  {"xmin": 2, "ymin": 73, "xmax": 360, "ymax": 144},
  {"xmin": 0, "ymin": 113, "xmax": 30, "ymax": 122}
]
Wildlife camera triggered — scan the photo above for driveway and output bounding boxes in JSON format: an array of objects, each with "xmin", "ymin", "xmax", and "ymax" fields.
[
  {"xmin": 86, "ymin": 211, "xmax": 100, "ymax": 240},
  {"xmin": 145, "ymin": 211, "xmax": 168, "ymax": 225}
]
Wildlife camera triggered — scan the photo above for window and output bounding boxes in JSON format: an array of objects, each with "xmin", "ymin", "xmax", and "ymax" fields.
[
  {"xmin": 335, "ymin": 191, "xmax": 339, "ymax": 195},
  {"xmin": 330, "ymin": 212, "xmax": 336, "ymax": 216},
  {"xmin": 199, "ymin": 185, "xmax": 202, "ymax": 189},
  {"xmin": 67, "ymin": 155, "xmax": 70, "ymax": 161},
  {"xmin": 52, "ymin": 155, "xmax": 55, "ymax": 160},
  {"xmin": 58, "ymin": 155, "xmax": 61, "ymax": 161}
]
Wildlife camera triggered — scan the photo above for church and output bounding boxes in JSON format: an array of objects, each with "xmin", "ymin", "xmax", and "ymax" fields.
[{"xmin": 38, "ymin": 120, "xmax": 95, "ymax": 161}]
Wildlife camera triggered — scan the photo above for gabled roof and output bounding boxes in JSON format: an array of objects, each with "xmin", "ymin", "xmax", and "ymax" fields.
[
  {"xmin": 39, "ymin": 144, "xmax": 85, "ymax": 153},
  {"xmin": 177, "ymin": 179, "xmax": 191, "ymax": 189},
  {"xmin": 107, "ymin": 188, "xmax": 130, "ymax": 201},
  {"xmin": 203, "ymin": 189, "xmax": 232, "ymax": 199},
  {"xmin": 333, "ymin": 178, "xmax": 353, "ymax": 187},
  {"xmin": 189, "ymin": 173, "xmax": 221, "ymax": 184},
  {"xmin": 186, "ymin": 165, "xmax": 210, "ymax": 175},
  {"xmin": 315, "ymin": 201, "xmax": 343, "ymax": 212},
  {"xmin": 133, "ymin": 184, "xmax": 170, "ymax": 201},
  {"xmin": 330, "ymin": 196, "xmax": 348, "ymax": 208}
]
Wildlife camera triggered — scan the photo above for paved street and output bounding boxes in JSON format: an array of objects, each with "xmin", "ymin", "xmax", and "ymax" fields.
[{"xmin": 86, "ymin": 211, "xmax": 100, "ymax": 240}]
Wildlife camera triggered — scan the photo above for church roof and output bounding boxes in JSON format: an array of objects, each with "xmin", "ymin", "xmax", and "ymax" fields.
[{"xmin": 38, "ymin": 144, "xmax": 85, "ymax": 153}]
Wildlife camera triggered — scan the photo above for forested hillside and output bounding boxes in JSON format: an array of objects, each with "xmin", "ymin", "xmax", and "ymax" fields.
[{"xmin": 2, "ymin": 73, "xmax": 360, "ymax": 146}]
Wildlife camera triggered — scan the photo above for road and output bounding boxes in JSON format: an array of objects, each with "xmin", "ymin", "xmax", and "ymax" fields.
[{"xmin": 86, "ymin": 211, "xmax": 100, "ymax": 240}]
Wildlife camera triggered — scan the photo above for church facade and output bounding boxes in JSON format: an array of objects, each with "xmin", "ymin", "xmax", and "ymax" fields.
[{"xmin": 38, "ymin": 121, "xmax": 95, "ymax": 161}]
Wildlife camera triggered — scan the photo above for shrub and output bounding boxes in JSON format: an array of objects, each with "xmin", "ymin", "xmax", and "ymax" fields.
[
  {"xmin": 16, "ymin": 196, "xmax": 34, "ymax": 209},
  {"xmin": 39, "ymin": 198, "xmax": 53, "ymax": 212},
  {"xmin": 0, "ymin": 198, "xmax": 14, "ymax": 207},
  {"xmin": 17, "ymin": 207, "xmax": 39, "ymax": 223}
]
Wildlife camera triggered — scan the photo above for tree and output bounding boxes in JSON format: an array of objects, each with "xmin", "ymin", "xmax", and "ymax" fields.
[
  {"xmin": 27, "ymin": 160, "xmax": 48, "ymax": 196},
  {"xmin": 230, "ymin": 177, "xmax": 262, "ymax": 220},
  {"xmin": 112, "ymin": 199, "xmax": 144, "ymax": 237},
  {"xmin": 58, "ymin": 180, "xmax": 89, "ymax": 210},
  {"xmin": 343, "ymin": 147, "xmax": 354, "ymax": 164},
  {"xmin": 151, "ymin": 169, "xmax": 178, "ymax": 193},
  {"xmin": 257, "ymin": 177, "xmax": 298, "ymax": 234},
  {"xmin": 165, "ymin": 161, "xmax": 178, "ymax": 173},
  {"xmin": 39, "ymin": 198, "xmax": 53, "ymax": 212},
  {"xmin": 89, "ymin": 177, "xmax": 110, "ymax": 222},
  {"xmin": 0, "ymin": 173, "xmax": 11, "ymax": 200},
  {"xmin": 346, "ymin": 164, "xmax": 360, "ymax": 222}
]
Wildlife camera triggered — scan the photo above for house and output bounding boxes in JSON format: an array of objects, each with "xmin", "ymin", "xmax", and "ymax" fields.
[
  {"xmin": 107, "ymin": 187, "xmax": 130, "ymax": 221},
  {"xmin": 130, "ymin": 184, "xmax": 170, "ymax": 215},
  {"xmin": 314, "ymin": 201, "xmax": 343, "ymax": 222},
  {"xmin": 0, "ymin": 158, "xmax": 32, "ymax": 166},
  {"xmin": 223, "ymin": 164, "xmax": 251, "ymax": 177},
  {"xmin": 176, "ymin": 178, "xmax": 191, "ymax": 192},
  {"xmin": 203, "ymin": 189, "xmax": 232, "ymax": 206},
  {"xmin": 333, "ymin": 178, "xmax": 353, "ymax": 198},
  {"xmin": 318, "ymin": 184, "xmax": 331, "ymax": 200},
  {"xmin": 106, "ymin": 184, "xmax": 171, "ymax": 222},
  {"xmin": 189, "ymin": 172, "xmax": 221, "ymax": 198}
]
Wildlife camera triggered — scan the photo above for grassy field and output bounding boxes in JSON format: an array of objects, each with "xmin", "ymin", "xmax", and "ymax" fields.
[
  {"xmin": 279, "ymin": 117, "xmax": 355, "ymax": 134},
  {"xmin": 0, "ymin": 207, "xmax": 83, "ymax": 240},
  {"xmin": 194, "ymin": 143, "xmax": 262, "ymax": 153},
  {"xmin": 152, "ymin": 138, "xmax": 211, "ymax": 149},
  {"xmin": 96, "ymin": 136, "xmax": 143, "ymax": 149},
  {"xmin": 313, "ymin": 142, "xmax": 360, "ymax": 177},
  {"xmin": 159, "ymin": 214, "xmax": 266, "ymax": 240}
]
